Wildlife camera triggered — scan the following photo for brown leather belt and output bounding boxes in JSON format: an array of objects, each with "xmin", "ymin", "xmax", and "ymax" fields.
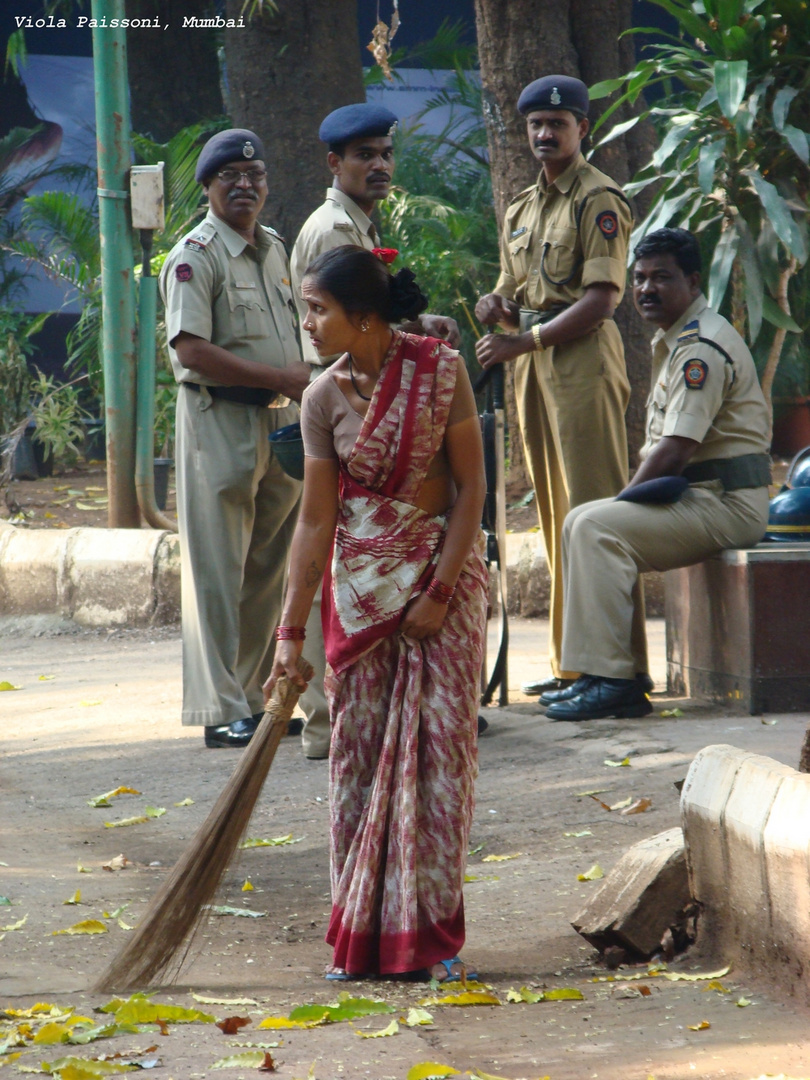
[{"xmin": 184, "ymin": 382, "xmax": 277, "ymax": 407}]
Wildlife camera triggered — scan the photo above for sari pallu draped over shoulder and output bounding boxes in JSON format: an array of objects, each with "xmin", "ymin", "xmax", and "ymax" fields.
[{"xmin": 322, "ymin": 331, "xmax": 488, "ymax": 977}]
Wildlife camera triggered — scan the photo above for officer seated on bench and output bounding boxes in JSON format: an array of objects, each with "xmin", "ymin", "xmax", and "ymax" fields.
[{"xmin": 541, "ymin": 227, "xmax": 772, "ymax": 721}]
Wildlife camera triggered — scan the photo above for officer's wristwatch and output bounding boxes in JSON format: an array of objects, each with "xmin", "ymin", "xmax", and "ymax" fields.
[{"xmin": 531, "ymin": 323, "xmax": 545, "ymax": 351}]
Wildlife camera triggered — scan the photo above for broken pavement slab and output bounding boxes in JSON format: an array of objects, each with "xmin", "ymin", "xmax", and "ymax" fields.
[{"xmin": 571, "ymin": 826, "xmax": 690, "ymax": 958}]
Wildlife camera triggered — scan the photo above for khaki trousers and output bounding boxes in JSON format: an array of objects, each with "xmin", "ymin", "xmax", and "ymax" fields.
[
  {"xmin": 299, "ymin": 589, "xmax": 332, "ymax": 757},
  {"xmin": 176, "ymin": 387, "xmax": 302, "ymax": 727},
  {"xmin": 514, "ymin": 321, "xmax": 638, "ymax": 678},
  {"xmin": 560, "ymin": 482, "xmax": 770, "ymax": 679}
]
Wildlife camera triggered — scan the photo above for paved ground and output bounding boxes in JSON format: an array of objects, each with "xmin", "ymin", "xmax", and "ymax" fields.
[{"xmin": 1, "ymin": 615, "xmax": 809, "ymax": 1080}]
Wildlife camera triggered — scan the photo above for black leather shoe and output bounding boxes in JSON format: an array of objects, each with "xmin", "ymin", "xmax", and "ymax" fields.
[
  {"xmin": 477, "ymin": 715, "xmax": 489, "ymax": 736},
  {"xmin": 521, "ymin": 676, "xmax": 573, "ymax": 696},
  {"xmin": 253, "ymin": 711, "xmax": 303, "ymax": 737},
  {"xmin": 204, "ymin": 716, "xmax": 259, "ymax": 748},
  {"xmin": 545, "ymin": 676, "xmax": 653, "ymax": 722},
  {"xmin": 540, "ymin": 675, "xmax": 592, "ymax": 705}
]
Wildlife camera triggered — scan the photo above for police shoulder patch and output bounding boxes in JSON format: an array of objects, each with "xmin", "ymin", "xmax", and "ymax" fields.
[
  {"xmin": 595, "ymin": 210, "xmax": 619, "ymax": 239},
  {"xmin": 683, "ymin": 357, "xmax": 708, "ymax": 390},
  {"xmin": 184, "ymin": 221, "xmax": 216, "ymax": 251},
  {"xmin": 175, "ymin": 263, "xmax": 193, "ymax": 282},
  {"xmin": 677, "ymin": 319, "xmax": 700, "ymax": 345}
]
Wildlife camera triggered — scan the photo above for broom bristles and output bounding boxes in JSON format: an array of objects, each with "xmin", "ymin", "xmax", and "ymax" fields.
[{"xmin": 95, "ymin": 657, "xmax": 314, "ymax": 993}]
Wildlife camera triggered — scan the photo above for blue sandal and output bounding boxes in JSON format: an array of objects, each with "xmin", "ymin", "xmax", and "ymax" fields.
[{"xmin": 434, "ymin": 956, "xmax": 478, "ymax": 983}]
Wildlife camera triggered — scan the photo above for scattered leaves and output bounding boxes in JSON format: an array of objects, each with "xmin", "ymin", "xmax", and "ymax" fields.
[
  {"xmin": 0, "ymin": 682, "xmax": 22, "ymax": 691},
  {"xmin": 0, "ymin": 896, "xmax": 10, "ymax": 905},
  {"xmin": 99, "ymin": 993, "xmax": 215, "ymax": 1026},
  {"xmin": 506, "ymin": 988, "xmax": 544, "ymax": 1004},
  {"xmin": 63, "ymin": 891, "xmax": 82, "ymax": 905},
  {"xmin": 173, "ymin": 798, "xmax": 194, "ymax": 807},
  {"xmin": 208, "ymin": 906, "xmax": 267, "ymax": 918},
  {"xmin": 664, "ymin": 966, "xmax": 730, "ymax": 982},
  {"xmin": 356, "ymin": 1019, "xmax": 399, "ymax": 1038},
  {"xmin": 77, "ymin": 863, "xmax": 93, "ymax": 874},
  {"xmin": 604, "ymin": 757, "xmax": 631, "ymax": 767},
  {"xmin": 463, "ymin": 874, "xmax": 499, "ymax": 882},
  {"xmin": 481, "ymin": 853, "xmax": 523, "ymax": 863},
  {"xmin": 563, "ymin": 830, "xmax": 592, "ymax": 838},
  {"xmin": 102, "ymin": 855, "xmax": 130, "ymax": 872},
  {"xmin": 239, "ymin": 835, "xmax": 300, "ymax": 848},
  {"xmin": 660, "ymin": 708, "xmax": 684, "ymax": 718},
  {"xmin": 191, "ymin": 995, "xmax": 259, "ymax": 1007},
  {"xmin": 52, "ymin": 920, "xmax": 108, "ymax": 936},
  {"xmin": 403, "ymin": 1008, "xmax": 433, "ymax": 1027},
  {"xmin": 406, "ymin": 1064, "xmax": 461, "ymax": 1080},
  {"xmin": 736, "ymin": 996, "xmax": 752, "ymax": 1007},
  {"xmin": 0, "ymin": 914, "xmax": 27, "ymax": 931},
  {"xmin": 703, "ymin": 980, "xmax": 730, "ymax": 994},
  {"xmin": 687, "ymin": 1019, "xmax": 711, "ymax": 1030},
  {"xmin": 417, "ymin": 990, "xmax": 500, "ymax": 1008},
  {"xmin": 143, "ymin": 806, "xmax": 166, "ymax": 819},
  {"xmin": 577, "ymin": 788, "xmax": 609, "ymax": 796},
  {"xmin": 609, "ymin": 797, "xmax": 633, "ymax": 810},
  {"xmin": 215, "ymin": 1017, "xmax": 251, "ymax": 1035},
  {"xmin": 577, "ymin": 863, "xmax": 604, "ymax": 881},
  {"xmin": 104, "ymin": 816, "xmax": 148, "ymax": 829},
  {"xmin": 241, "ymin": 880, "xmax": 254, "ymax": 892},
  {"xmin": 622, "ymin": 798, "xmax": 653, "ymax": 815},
  {"xmin": 38, "ymin": 674, "xmax": 56, "ymax": 681}
]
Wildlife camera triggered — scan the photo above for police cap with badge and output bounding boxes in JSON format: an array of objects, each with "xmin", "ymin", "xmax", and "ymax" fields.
[
  {"xmin": 517, "ymin": 74, "xmax": 589, "ymax": 118},
  {"xmin": 195, "ymin": 128, "xmax": 266, "ymax": 184},
  {"xmin": 319, "ymin": 103, "xmax": 398, "ymax": 147}
]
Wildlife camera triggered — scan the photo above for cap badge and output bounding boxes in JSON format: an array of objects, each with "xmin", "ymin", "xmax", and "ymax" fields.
[
  {"xmin": 387, "ymin": 121, "xmax": 399, "ymax": 136},
  {"xmin": 242, "ymin": 140, "xmax": 255, "ymax": 159},
  {"xmin": 550, "ymin": 86, "xmax": 562, "ymax": 105}
]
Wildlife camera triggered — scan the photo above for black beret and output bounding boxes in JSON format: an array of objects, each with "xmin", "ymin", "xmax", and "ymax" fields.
[
  {"xmin": 517, "ymin": 75, "xmax": 589, "ymax": 118},
  {"xmin": 195, "ymin": 129, "xmax": 266, "ymax": 183},
  {"xmin": 319, "ymin": 103, "xmax": 398, "ymax": 145}
]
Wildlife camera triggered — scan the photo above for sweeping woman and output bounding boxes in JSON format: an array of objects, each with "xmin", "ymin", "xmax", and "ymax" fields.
[{"xmin": 264, "ymin": 245, "xmax": 487, "ymax": 982}]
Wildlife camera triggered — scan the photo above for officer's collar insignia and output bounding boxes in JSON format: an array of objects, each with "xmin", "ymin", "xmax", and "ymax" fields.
[
  {"xmin": 677, "ymin": 319, "xmax": 700, "ymax": 344},
  {"xmin": 243, "ymin": 140, "xmax": 255, "ymax": 159},
  {"xmin": 387, "ymin": 121, "xmax": 398, "ymax": 136},
  {"xmin": 510, "ymin": 225, "xmax": 528, "ymax": 239},
  {"xmin": 550, "ymin": 86, "xmax": 562, "ymax": 105}
]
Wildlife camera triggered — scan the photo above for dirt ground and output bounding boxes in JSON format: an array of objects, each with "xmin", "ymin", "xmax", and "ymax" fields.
[{"xmin": 2, "ymin": 616, "xmax": 810, "ymax": 1080}]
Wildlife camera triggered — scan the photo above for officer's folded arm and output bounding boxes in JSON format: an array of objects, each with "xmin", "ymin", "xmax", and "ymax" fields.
[
  {"xmin": 619, "ymin": 435, "xmax": 699, "ymax": 495},
  {"xmin": 172, "ymin": 331, "xmax": 312, "ymax": 402}
]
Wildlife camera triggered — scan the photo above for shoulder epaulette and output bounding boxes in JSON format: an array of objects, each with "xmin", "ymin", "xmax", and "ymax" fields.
[
  {"xmin": 263, "ymin": 225, "xmax": 286, "ymax": 245},
  {"xmin": 507, "ymin": 183, "xmax": 538, "ymax": 208},
  {"xmin": 677, "ymin": 319, "xmax": 701, "ymax": 345},
  {"xmin": 183, "ymin": 221, "xmax": 217, "ymax": 251}
]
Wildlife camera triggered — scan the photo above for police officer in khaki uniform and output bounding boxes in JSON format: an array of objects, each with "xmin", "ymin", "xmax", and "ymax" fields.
[
  {"xmin": 475, "ymin": 75, "xmax": 640, "ymax": 698},
  {"xmin": 159, "ymin": 129, "xmax": 311, "ymax": 747},
  {"xmin": 289, "ymin": 104, "xmax": 463, "ymax": 755},
  {"xmin": 544, "ymin": 228, "xmax": 771, "ymax": 721}
]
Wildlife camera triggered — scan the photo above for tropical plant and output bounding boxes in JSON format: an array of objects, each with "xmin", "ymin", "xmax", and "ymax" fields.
[
  {"xmin": 28, "ymin": 369, "xmax": 89, "ymax": 468},
  {"xmin": 589, "ymin": 0, "xmax": 810, "ymax": 411}
]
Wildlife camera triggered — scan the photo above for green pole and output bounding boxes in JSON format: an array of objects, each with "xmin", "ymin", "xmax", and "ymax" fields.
[{"xmin": 92, "ymin": 0, "xmax": 139, "ymax": 526}]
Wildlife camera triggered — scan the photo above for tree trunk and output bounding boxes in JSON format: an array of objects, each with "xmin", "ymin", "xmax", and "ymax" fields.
[
  {"xmin": 223, "ymin": 0, "xmax": 365, "ymax": 246},
  {"xmin": 126, "ymin": 0, "xmax": 224, "ymax": 142},
  {"xmin": 473, "ymin": 0, "xmax": 657, "ymax": 490}
]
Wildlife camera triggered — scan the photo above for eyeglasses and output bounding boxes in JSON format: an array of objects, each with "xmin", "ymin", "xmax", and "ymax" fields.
[{"xmin": 215, "ymin": 167, "xmax": 267, "ymax": 185}]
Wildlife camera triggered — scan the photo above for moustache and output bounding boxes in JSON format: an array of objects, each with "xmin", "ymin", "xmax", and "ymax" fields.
[
  {"xmin": 535, "ymin": 140, "xmax": 558, "ymax": 149},
  {"xmin": 228, "ymin": 190, "xmax": 258, "ymax": 201},
  {"xmin": 367, "ymin": 173, "xmax": 390, "ymax": 183}
]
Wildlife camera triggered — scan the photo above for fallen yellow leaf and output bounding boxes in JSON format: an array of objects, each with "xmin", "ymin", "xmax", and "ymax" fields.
[
  {"xmin": 258, "ymin": 1015, "xmax": 326, "ymax": 1030},
  {"xmin": 687, "ymin": 1019, "xmax": 710, "ymax": 1030},
  {"xmin": 0, "ymin": 682, "xmax": 22, "ymax": 691},
  {"xmin": 406, "ymin": 1064, "xmax": 461, "ymax": 1080},
  {"xmin": 77, "ymin": 864, "xmax": 92, "ymax": 874},
  {"xmin": 173, "ymin": 798, "xmax": 194, "ymax": 807},
  {"xmin": 104, "ymin": 816, "xmax": 149, "ymax": 828},
  {"xmin": 0, "ymin": 915, "xmax": 27, "ymax": 931},
  {"xmin": 52, "ymin": 919, "xmax": 108, "ymax": 936},
  {"xmin": 736, "ymin": 996, "xmax": 752, "ymax": 1007},
  {"xmin": 242, "ymin": 880, "xmax": 254, "ymax": 891},
  {"xmin": 481, "ymin": 853, "xmax": 523, "ymax": 863},
  {"xmin": 355, "ymin": 1019, "xmax": 399, "ymax": 1038},
  {"xmin": 609, "ymin": 797, "xmax": 633, "ymax": 810},
  {"xmin": 403, "ymin": 1007, "xmax": 433, "ymax": 1026},
  {"xmin": 38, "ymin": 674, "xmax": 56, "ymax": 680},
  {"xmin": 663, "ymin": 966, "xmax": 730, "ymax": 982},
  {"xmin": 577, "ymin": 863, "xmax": 604, "ymax": 881},
  {"xmin": 63, "ymin": 890, "xmax": 81, "ymax": 905},
  {"xmin": 417, "ymin": 990, "xmax": 500, "ymax": 1007},
  {"xmin": 88, "ymin": 787, "xmax": 142, "ymax": 808},
  {"xmin": 604, "ymin": 757, "xmax": 631, "ymax": 767},
  {"xmin": 622, "ymin": 797, "xmax": 653, "ymax": 815}
]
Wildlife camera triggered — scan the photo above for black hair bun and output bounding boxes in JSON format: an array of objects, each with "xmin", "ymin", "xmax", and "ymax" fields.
[{"xmin": 388, "ymin": 267, "xmax": 429, "ymax": 322}]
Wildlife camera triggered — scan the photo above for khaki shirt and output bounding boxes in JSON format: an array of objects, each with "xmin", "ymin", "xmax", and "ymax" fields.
[
  {"xmin": 494, "ymin": 154, "xmax": 632, "ymax": 311},
  {"xmin": 641, "ymin": 294, "xmax": 771, "ymax": 462},
  {"xmin": 291, "ymin": 188, "xmax": 380, "ymax": 364},
  {"xmin": 159, "ymin": 209, "xmax": 301, "ymax": 386}
]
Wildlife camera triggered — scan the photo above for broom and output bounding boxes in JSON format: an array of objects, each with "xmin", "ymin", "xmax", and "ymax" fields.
[{"xmin": 95, "ymin": 656, "xmax": 314, "ymax": 992}]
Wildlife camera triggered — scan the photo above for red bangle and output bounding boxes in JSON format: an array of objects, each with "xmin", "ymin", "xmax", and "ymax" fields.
[
  {"xmin": 425, "ymin": 576, "xmax": 455, "ymax": 604},
  {"xmin": 275, "ymin": 625, "xmax": 306, "ymax": 641}
]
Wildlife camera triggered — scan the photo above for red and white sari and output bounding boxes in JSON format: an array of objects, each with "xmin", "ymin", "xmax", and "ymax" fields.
[{"xmin": 322, "ymin": 332, "xmax": 488, "ymax": 976}]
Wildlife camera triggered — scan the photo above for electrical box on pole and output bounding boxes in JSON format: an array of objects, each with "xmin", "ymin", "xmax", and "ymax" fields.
[{"xmin": 130, "ymin": 164, "xmax": 165, "ymax": 231}]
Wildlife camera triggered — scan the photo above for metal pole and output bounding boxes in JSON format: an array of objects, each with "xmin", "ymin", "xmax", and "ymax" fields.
[
  {"xmin": 135, "ymin": 232, "xmax": 176, "ymax": 532},
  {"xmin": 92, "ymin": 0, "xmax": 140, "ymax": 526}
]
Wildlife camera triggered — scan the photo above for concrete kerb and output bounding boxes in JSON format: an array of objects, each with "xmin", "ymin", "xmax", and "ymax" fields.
[
  {"xmin": 0, "ymin": 522, "xmax": 180, "ymax": 628},
  {"xmin": 681, "ymin": 743, "xmax": 810, "ymax": 1004}
]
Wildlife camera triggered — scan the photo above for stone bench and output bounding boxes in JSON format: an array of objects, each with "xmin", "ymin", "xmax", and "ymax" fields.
[{"xmin": 665, "ymin": 542, "xmax": 810, "ymax": 713}]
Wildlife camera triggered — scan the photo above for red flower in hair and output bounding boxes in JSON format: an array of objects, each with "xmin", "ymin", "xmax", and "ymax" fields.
[{"xmin": 372, "ymin": 247, "xmax": 399, "ymax": 265}]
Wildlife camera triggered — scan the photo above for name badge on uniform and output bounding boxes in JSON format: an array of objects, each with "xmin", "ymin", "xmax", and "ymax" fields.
[
  {"xmin": 510, "ymin": 225, "xmax": 528, "ymax": 239},
  {"xmin": 233, "ymin": 281, "xmax": 256, "ymax": 289}
]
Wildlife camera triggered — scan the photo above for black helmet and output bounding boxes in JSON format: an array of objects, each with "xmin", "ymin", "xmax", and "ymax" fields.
[
  {"xmin": 787, "ymin": 446, "xmax": 810, "ymax": 489},
  {"xmin": 765, "ymin": 485, "xmax": 810, "ymax": 541}
]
